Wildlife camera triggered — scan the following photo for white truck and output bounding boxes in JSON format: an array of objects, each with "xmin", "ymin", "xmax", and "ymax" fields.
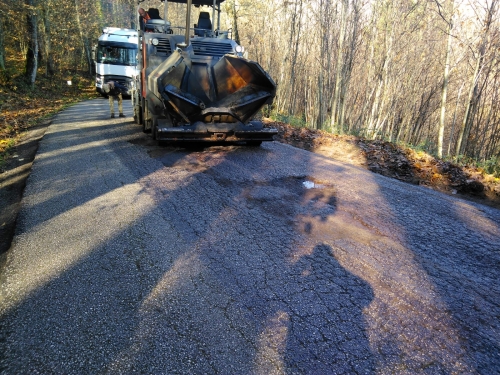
[{"xmin": 93, "ymin": 27, "xmax": 139, "ymax": 96}]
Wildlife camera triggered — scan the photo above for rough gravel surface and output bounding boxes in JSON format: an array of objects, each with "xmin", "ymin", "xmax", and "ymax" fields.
[{"xmin": 0, "ymin": 99, "xmax": 499, "ymax": 374}]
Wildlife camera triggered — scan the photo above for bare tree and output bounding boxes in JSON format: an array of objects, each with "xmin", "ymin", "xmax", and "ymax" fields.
[
  {"xmin": 435, "ymin": 0, "xmax": 455, "ymax": 158},
  {"xmin": 24, "ymin": 0, "xmax": 38, "ymax": 86},
  {"xmin": 456, "ymin": 0, "xmax": 498, "ymax": 157},
  {"xmin": 330, "ymin": 0, "xmax": 348, "ymax": 133},
  {"xmin": 0, "ymin": 13, "xmax": 5, "ymax": 70},
  {"xmin": 40, "ymin": 1, "xmax": 55, "ymax": 76}
]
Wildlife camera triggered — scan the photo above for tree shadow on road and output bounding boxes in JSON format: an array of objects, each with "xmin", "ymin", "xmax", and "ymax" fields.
[
  {"xmin": 374, "ymin": 180, "xmax": 500, "ymax": 374},
  {"xmin": 281, "ymin": 243, "xmax": 374, "ymax": 373}
]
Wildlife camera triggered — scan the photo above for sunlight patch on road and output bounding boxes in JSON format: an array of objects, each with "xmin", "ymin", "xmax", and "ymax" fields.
[
  {"xmin": 253, "ymin": 310, "xmax": 289, "ymax": 375},
  {"xmin": 0, "ymin": 181, "xmax": 156, "ymax": 314},
  {"xmin": 141, "ymin": 203, "xmax": 240, "ymax": 309},
  {"xmin": 452, "ymin": 200, "xmax": 500, "ymax": 238},
  {"xmin": 287, "ymin": 163, "xmax": 477, "ymax": 374},
  {"xmin": 22, "ymin": 140, "xmax": 125, "ymax": 208},
  {"xmin": 332, "ymin": 237, "xmax": 475, "ymax": 374},
  {"xmin": 142, "ymin": 251, "xmax": 203, "ymax": 307}
]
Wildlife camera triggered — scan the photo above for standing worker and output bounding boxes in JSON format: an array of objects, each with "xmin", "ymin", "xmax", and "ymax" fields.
[
  {"xmin": 138, "ymin": 7, "xmax": 151, "ymax": 31},
  {"xmin": 102, "ymin": 81, "xmax": 127, "ymax": 118}
]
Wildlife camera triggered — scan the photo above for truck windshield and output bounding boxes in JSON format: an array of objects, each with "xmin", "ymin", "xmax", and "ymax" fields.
[{"xmin": 96, "ymin": 44, "xmax": 137, "ymax": 66}]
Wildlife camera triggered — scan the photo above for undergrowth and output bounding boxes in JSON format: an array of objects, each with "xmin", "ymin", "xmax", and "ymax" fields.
[
  {"xmin": 0, "ymin": 62, "xmax": 98, "ymax": 170},
  {"xmin": 269, "ymin": 112, "xmax": 500, "ymax": 178}
]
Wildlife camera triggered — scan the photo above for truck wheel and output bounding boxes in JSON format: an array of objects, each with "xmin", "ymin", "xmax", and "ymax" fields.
[
  {"xmin": 152, "ymin": 118, "xmax": 158, "ymax": 140},
  {"xmin": 134, "ymin": 105, "xmax": 143, "ymax": 125},
  {"xmin": 142, "ymin": 105, "xmax": 151, "ymax": 133}
]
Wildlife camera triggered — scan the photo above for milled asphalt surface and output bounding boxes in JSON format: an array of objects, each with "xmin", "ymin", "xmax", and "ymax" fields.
[{"xmin": 0, "ymin": 98, "xmax": 499, "ymax": 374}]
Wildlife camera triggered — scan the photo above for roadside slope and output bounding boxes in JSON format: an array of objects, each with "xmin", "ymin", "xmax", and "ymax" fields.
[{"xmin": 272, "ymin": 121, "xmax": 500, "ymax": 209}]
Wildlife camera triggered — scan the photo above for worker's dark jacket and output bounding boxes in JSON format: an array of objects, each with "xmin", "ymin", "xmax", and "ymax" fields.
[{"xmin": 108, "ymin": 82, "xmax": 128, "ymax": 96}]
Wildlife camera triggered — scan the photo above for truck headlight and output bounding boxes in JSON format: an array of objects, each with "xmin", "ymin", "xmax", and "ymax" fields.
[{"xmin": 152, "ymin": 38, "xmax": 159, "ymax": 46}]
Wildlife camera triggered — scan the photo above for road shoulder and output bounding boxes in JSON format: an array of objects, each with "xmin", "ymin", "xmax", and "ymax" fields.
[{"xmin": 0, "ymin": 119, "xmax": 51, "ymax": 258}]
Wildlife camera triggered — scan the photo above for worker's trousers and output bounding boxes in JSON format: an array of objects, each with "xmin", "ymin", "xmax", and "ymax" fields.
[{"xmin": 108, "ymin": 93, "xmax": 123, "ymax": 115}]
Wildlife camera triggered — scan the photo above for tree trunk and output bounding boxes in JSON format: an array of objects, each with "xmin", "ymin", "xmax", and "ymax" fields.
[
  {"xmin": 338, "ymin": 0, "xmax": 361, "ymax": 133},
  {"xmin": 437, "ymin": 1, "xmax": 454, "ymax": 158},
  {"xmin": 288, "ymin": 0, "xmax": 303, "ymax": 115},
  {"xmin": 447, "ymin": 81, "xmax": 465, "ymax": 156},
  {"xmin": 455, "ymin": 0, "xmax": 497, "ymax": 156},
  {"xmin": 75, "ymin": 0, "xmax": 92, "ymax": 74},
  {"xmin": 456, "ymin": 46, "xmax": 481, "ymax": 157},
  {"xmin": 41, "ymin": 3, "xmax": 55, "ymax": 76},
  {"xmin": 24, "ymin": 0, "xmax": 38, "ymax": 86},
  {"xmin": 367, "ymin": 22, "xmax": 393, "ymax": 139},
  {"xmin": 0, "ymin": 16, "xmax": 5, "ymax": 70},
  {"xmin": 231, "ymin": 0, "xmax": 240, "ymax": 45},
  {"xmin": 330, "ymin": 0, "xmax": 349, "ymax": 133},
  {"xmin": 317, "ymin": 72, "xmax": 324, "ymax": 129}
]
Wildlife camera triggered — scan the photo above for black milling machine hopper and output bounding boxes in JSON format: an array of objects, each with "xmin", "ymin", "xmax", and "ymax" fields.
[{"xmin": 134, "ymin": 0, "xmax": 278, "ymax": 144}]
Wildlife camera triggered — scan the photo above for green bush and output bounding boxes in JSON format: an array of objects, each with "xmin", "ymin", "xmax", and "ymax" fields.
[
  {"xmin": 271, "ymin": 113, "xmax": 306, "ymax": 128},
  {"xmin": 482, "ymin": 156, "xmax": 500, "ymax": 176}
]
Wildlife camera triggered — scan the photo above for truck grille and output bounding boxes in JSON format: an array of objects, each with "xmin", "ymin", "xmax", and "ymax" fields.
[
  {"xmin": 191, "ymin": 40, "xmax": 234, "ymax": 57},
  {"xmin": 156, "ymin": 39, "xmax": 172, "ymax": 56},
  {"xmin": 103, "ymin": 76, "xmax": 130, "ymax": 88}
]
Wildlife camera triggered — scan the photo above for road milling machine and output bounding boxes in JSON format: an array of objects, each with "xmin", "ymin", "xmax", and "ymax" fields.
[{"xmin": 132, "ymin": 0, "xmax": 277, "ymax": 145}]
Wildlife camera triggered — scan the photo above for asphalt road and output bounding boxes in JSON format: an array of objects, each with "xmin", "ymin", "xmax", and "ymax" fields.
[{"xmin": 1, "ymin": 98, "xmax": 499, "ymax": 374}]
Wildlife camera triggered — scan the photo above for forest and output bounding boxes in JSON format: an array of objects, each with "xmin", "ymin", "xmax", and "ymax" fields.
[{"xmin": 0, "ymin": 0, "xmax": 499, "ymax": 170}]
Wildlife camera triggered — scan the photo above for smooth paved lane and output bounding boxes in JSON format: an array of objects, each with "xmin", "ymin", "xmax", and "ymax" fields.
[{"xmin": 1, "ymin": 99, "xmax": 499, "ymax": 374}]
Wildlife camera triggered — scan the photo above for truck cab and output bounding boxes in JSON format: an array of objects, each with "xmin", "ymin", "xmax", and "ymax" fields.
[{"xmin": 93, "ymin": 27, "xmax": 139, "ymax": 96}]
